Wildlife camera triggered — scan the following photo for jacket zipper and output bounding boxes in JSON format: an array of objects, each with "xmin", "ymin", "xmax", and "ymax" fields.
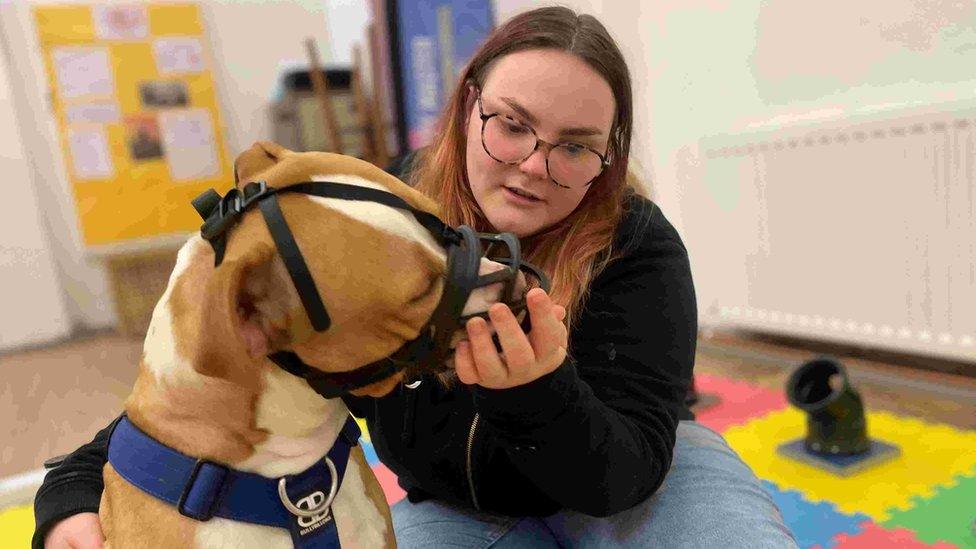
[{"xmin": 465, "ymin": 413, "xmax": 481, "ymax": 510}]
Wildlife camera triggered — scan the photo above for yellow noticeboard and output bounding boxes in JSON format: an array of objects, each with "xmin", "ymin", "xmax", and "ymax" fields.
[{"xmin": 33, "ymin": 3, "xmax": 233, "ymax": 251}]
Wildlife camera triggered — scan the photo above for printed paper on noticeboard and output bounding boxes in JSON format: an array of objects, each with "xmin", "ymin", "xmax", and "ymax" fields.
[
  {"xmin": 93, "ymin": 5, "xmax": 149, "ymax": 40},
  {"xmin": 159, "ymin": 108, "xmax": 219, "ymax": 181},
  {"xmin": 67, "ymin": 126, "xmax": 114, "ymax": 179},
  {"xmin": 153, "ymin": 37, "xmax": 206, "ymax": 74},
  {"xmin": 65, "ymin": 102, "xmax": 121, "ymax": 124},
  {"xmin": 52, "ymin": 47, "xmax": 114, "ymax": 99}
]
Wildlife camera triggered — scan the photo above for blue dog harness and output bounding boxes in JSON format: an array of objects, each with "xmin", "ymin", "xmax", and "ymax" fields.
[{"xmin": 107, "ymin": 414, "xmax": 362, "ymax": 547}]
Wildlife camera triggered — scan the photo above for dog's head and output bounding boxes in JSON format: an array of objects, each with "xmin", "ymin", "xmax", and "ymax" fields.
[{"xmin": 189, "ymin": 141, "xmax": 525, "ymax": 397}]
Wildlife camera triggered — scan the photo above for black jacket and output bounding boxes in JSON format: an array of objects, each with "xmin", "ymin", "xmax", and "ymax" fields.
[{"xmin": 33, "ymin": 162, "xmax": 697, "ymax": 547}]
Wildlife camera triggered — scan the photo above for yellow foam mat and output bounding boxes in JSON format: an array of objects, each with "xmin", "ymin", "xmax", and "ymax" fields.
[
  {"xmin": 0, "ymin": 504, "xmax": 34, "ymax": 548},
  {"xmin": 356, "ymin": 417, "xmax": 371, "ymax": 443},
  {"xmin": 723, "ymin": 409, "xmax": 976, "ymax": 521}
]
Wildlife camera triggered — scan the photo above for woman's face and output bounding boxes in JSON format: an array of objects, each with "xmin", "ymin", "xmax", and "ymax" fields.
[{"xmin": 464, "ymin": 48, "xmax": 616, "ymax": 237}]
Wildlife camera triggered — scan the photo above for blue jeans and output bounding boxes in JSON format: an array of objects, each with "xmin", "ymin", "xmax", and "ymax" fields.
[{"xmin": 391, "ymin": 421, "xmax": 797, "ymax": 548}]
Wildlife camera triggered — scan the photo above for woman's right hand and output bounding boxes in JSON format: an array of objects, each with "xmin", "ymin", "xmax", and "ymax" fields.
[{"xmin": 44, "ymin": 512, "xmax": 104, "ymax": 549}]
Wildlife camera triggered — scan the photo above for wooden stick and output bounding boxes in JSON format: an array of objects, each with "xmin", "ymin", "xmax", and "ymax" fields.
[
  {"xmin": 366, "ymin": 22, "xmax": 389, "ymax": 167},
  {"xmin": 304, "ymin": 37, "xmax": 343, "ymax": 155},
  {"xmin": 351, "ymin": 44, "xmax": 376, "ymax": 164}
]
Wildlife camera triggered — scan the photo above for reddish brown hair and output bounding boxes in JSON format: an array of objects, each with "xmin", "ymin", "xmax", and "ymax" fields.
[{"xmin": 410, "ymin": 6, "xmax": 640, "ymax": 327}]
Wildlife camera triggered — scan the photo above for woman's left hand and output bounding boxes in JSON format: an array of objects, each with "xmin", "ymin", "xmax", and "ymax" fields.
[{"xmin": 455, "ymin": 288, "xmax": 568, "ymax": 389}]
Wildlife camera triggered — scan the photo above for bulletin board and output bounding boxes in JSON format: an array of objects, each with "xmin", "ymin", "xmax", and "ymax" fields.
[{"xmin": 33, "ymin": 3, "xmax": 234, "ymax": 251}]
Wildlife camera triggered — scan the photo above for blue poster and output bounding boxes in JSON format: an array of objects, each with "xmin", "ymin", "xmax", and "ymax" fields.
[{"xmin": 395, "ymin": 0, "xmax": 493, "ymax": 149}]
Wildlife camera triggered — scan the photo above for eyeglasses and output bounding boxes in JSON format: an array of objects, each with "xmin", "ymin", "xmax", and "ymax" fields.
[{"xmin": 476, "ymin": 92, "xmax": 610, "ymax": 189}]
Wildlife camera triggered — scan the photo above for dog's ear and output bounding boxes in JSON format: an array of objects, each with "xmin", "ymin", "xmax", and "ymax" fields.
[
  {"xmin": 195, "ymin": 241, "xmax": 298, "ymax": 382},
  {"xmin": 234, "ymin": 141, "xmax": 291, "ymax": 185}
]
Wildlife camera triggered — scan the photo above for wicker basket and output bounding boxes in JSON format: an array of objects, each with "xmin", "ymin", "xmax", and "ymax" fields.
[{"xmin": 104, "ymin": 249, "xmax": 179, "ymax": 338}]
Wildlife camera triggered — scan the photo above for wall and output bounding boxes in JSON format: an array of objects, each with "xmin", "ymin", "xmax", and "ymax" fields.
[
  {"xmin": 324, "ymin": 0, "xmax": 370, "ymax": 66},
  {"xmin": 0, "ymin": 30, "xmax": 71, "ymax": 351},
  {"xmin": 636, "ymin": 0, "xmax": 976, "ymax": 327}
]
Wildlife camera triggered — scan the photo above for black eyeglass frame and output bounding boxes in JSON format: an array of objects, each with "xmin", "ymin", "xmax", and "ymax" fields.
[{"xmin": 476, "ymin": 92, "xmax": 611, "ymax": 189}]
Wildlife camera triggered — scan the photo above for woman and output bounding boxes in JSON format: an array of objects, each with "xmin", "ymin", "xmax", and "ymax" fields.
[{"xmin": 35, "ymin": 7, "xmax": 796, "ymax": 548}]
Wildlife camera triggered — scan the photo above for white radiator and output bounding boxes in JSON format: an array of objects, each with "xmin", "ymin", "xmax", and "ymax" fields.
[{"xmin": 686, "ymin": 101, "xmax": 976, "ymax": 363}]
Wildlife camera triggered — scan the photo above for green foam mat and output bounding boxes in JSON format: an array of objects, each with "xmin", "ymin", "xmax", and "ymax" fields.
[{"xmin": 883, "ymin": 472, "xmax": 976, "ymax": 548}]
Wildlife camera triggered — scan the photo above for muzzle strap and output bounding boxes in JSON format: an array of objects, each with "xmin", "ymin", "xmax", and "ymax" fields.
[
  {"xmin": 259, "ymin": 193, "xmax": 331, "ymax": 331},
  {"xmin": 269, "ymin": 349, "xmax": 412, "ymax": 399}
]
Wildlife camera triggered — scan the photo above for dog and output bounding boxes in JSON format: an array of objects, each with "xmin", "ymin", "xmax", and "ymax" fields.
[{"xmin": 98, "ymin": 141, "xmax": 529, "ymax": 548}]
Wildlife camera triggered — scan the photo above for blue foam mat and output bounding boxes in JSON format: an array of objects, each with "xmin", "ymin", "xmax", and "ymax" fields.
[{"xmin": 762, "ymin": 480, "xmax": 870, "ymax": 549}]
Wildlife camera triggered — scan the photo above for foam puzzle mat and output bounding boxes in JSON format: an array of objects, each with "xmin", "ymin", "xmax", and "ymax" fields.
[
  {"xmin": 722, "ymin": 409, "xmax": 976, "ymax": 522},
  {"xmin": 693, "ymin": 373, "xmax": 789, "ymax": 432},
  {"xmin": 2, "ymin": 377, "xmax": 974, "ymax": 548}
]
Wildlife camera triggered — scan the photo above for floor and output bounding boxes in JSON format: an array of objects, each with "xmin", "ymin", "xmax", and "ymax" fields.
[
  {"xmin": 694, "ymin": 331, "xmax": 976, "ymax": 430},
  {"xmin": 2, "ymin": 329, "xmax": 975, "ymax": 547},
  {"xmin": 688, "ymin": 334, "xmax": 976, "ymax": 548},
  {"xmin": 1, "ymin": 331, "xmax": 142, "ymax": 478}
]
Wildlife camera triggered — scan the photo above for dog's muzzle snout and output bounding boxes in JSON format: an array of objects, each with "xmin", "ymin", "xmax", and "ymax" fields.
[{"xmin": 461, "ymin": 259, "xmax": 528, "ymax": 318}]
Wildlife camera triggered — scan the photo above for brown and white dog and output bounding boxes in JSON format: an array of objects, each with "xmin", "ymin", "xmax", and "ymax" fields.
[{"xmin": 99, "ymin": 142, "xmax": 519, "ymax": 548}]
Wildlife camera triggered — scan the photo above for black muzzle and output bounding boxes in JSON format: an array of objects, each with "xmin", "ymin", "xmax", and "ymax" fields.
[{"xmin": 192, "ymin": 180, "xmax": 550, "ymax": 399}]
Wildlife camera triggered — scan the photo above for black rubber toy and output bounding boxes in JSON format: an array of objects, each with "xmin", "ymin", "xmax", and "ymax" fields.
[{"xmin": 786, "ymin": 356, "xmax": 870, "ymax": 456}]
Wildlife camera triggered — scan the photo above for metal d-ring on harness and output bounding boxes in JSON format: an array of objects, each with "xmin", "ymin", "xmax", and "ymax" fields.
[
  {"xmin": 192, "ymin": 180, "xmax": 551, "ymax": 400},
  {"xmin": 278, "ymin": 457, "xmax": 338, "ymax": 518}
]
